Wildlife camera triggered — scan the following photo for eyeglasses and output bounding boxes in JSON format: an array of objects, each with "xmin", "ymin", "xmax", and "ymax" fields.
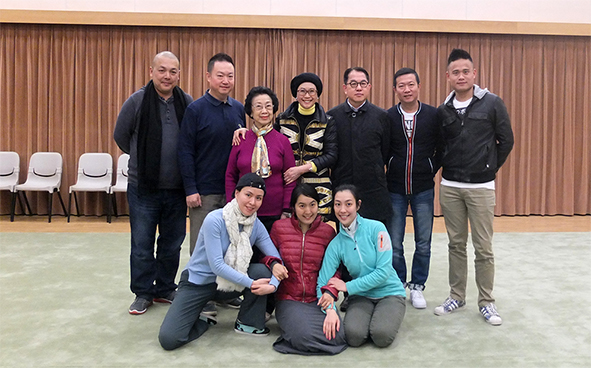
[
  {"xmin": 253, "ymin": 104, "xmax": 274, "ymax": 112},
  {"xmin": 347, "ymin": 80, "xmax": 369, "ymax": 89},
  {"xmin": 297, "ymin": 89, "xmax": 317, "ymax": 96}
]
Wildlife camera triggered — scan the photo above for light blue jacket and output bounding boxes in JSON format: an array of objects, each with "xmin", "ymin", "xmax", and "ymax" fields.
[
  {"xmin": 317, "ymin": 215, "xmax": 405, "ymax": 299},
  {"xmin": 185, "ymin": 209, "xmax": 281, "ymax": 289}
]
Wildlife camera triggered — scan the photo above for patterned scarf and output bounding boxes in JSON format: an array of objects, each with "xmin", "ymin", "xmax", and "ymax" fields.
[
  {"xmin": 251, "ymin": 123, "xmax": 273, "ymax": 178},
  {"xmin": 216, "ymin": 198, "xmax": 256, "ymax": 292}
]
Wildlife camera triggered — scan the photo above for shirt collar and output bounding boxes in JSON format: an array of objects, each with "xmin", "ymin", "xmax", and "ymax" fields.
[
  {"xmin": 205, "ymin": 89, "xmax": 233, "ymax": 106},
  {"xmin": 342, "ymin": 216, "xmax": 359, "ymax": 238},
  {"xmin": 346, "ymin": 99, "xmax": 367, "ymax": 113}
]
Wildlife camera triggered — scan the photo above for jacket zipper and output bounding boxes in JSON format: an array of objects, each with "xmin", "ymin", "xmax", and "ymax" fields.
[{"xmin": 300, "ymin": 233, "xmax": 306, "ymax": 302}]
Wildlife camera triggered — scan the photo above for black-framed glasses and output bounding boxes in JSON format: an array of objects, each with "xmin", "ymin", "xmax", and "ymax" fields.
[
  {"xmin": 297, "ymin": 88, "xmax": 317, "ymax": 96},
  {"xmin": 347, "ymin": 80, "xmax": 369, "ymax": 89}
]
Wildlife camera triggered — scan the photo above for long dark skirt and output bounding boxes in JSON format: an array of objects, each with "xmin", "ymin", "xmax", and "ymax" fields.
[{"xmin": 273, "ymin": 299, "xmax": 348, "ymax": 355}]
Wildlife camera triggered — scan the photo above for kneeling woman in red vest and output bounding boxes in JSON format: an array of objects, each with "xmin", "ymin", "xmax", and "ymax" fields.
[{"xmin": 267, "ymin": 183, "xmax": 347, "ymax": 355}]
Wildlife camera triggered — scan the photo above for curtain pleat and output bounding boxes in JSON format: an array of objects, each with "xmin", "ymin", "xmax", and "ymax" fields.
[{"xmin": 1, "ymin": 24, "xmax": 589, "ymax": 217}]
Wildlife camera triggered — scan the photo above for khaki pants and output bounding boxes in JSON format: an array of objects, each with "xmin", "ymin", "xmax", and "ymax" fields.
[
  {"xmin": 439, "ymin": 185, "xmax": 496, "ymax": 307},
  {"xmin": 188, "ymin": 194, "xmax": 226, "ymax": 255}
]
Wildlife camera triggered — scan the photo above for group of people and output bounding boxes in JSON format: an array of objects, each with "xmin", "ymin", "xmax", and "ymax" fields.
[{"xmin": 114, "ymin": 48, "xmax": 514, "ymax": 354}]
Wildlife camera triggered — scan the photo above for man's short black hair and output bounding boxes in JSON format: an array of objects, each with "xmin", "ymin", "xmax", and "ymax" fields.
[
  {"xmin": 343, "ymin": 67, "xmax": 370, "ymax": 85},
  {"xmin": 244, "ymin": 86, "xmax": 279, "ymax": 117},
  {"xmin": 207, "ymin": 53, "xmax": 234, "ymax": 73},
  {"xmin": 394, "ymin": 67, "xmax": 420, "ymax": 86},
  {"xmin": 447, "ymin": 49, "xmax": 473, "ymax": 66}
]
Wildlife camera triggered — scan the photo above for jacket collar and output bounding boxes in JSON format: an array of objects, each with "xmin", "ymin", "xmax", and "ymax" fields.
[
  {"xmin": 345, "ymin": 99, "xmax": 368, "ymax": 113},
  {"xmin": 396, "ymin": 101, "xmax": 423, "ymax": 116},
  {"xmin": 280, "ymin": 101, "xmax": 326, "ymax": 123},
  {"xmin": 444, "ymin": 84, "xmax": 489, "ymax": 105}
]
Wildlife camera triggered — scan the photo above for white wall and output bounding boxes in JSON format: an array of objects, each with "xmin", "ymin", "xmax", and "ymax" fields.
[{"xmin": 1, "ymin": 0, "xmax": 590, "ymax": 24}]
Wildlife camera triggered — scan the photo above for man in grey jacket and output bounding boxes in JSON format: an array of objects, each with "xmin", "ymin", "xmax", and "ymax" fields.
[
  {"xmin": 114, "ymin": 51, "xmax": 192, "ymax": 315},
  {"xmin": 434, "ymin": 49, "xmax": 514, "ymax": 326}
]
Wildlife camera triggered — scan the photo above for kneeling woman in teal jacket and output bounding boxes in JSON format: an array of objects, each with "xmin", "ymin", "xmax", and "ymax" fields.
[{"xmin": 317, "ymin": 184, "xmax": 406, "ymax": 348}]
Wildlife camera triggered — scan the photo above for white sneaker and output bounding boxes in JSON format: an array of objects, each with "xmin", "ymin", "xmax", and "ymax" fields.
[
  {"xmin": 410, "ymin": 290, "xmax": 427, "ymax": 309},
  {"xmin": 434, "ymin": 297, "xmax": 465, "ymax": 316},
  {"xmin": 480, "ymin": 303, "xmax": 503, "ymax": 326}
]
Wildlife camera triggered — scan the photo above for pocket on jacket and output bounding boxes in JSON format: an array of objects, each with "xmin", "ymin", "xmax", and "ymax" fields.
[{"xmin": 441, "ymin": 115, "xmax": 461, "ymax": 140}]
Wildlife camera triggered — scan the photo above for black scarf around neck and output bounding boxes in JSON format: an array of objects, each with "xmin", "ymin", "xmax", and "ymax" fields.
[{"xmin": 137, "ymin": 80, "xmax": 187, "ymax": 192}]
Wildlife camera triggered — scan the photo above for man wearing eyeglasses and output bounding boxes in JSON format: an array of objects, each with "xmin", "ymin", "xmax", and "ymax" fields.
[{"xmin": 328, "ymin": 67, "xmax": 393, "ymax": 226}]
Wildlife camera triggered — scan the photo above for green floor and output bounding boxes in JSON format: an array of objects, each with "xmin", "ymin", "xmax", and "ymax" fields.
[{"xmin": 0, "ymin": 232, "xmax": 589, "ymax": 367}]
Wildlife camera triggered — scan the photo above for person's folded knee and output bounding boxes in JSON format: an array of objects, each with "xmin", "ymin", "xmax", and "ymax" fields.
[{"xmin": 158, "ymin": 331, "xmax": 180, "ymax": 351}]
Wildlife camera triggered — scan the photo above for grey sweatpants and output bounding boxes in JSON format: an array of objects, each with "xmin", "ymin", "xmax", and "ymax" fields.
[
  {"xmin": 344, "ymin": 295, "xmax": 406, "ymax": 348},
  {"xmin": 158, "ymin": 264, "xmax": 271, "ymax": 350}
]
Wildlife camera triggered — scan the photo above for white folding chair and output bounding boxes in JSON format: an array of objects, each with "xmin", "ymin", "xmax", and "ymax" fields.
[
  {"xmin": 0, "ymin": 152, "xmax": 24, "ymax": 222},
  {"xmin": 109, "ymin": 153, "xmax": 129, "ymax": 219},
  {"xmin": 68, "ymin": 153, "xmax": 113, "ymax": 223},
  {"xmin": 13, "ymin": 152, "xmax": 67, "ymax": 223}
]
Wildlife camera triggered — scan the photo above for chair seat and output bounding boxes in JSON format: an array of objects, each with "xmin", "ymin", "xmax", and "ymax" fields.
[
  {"xmin": 0, "ymin": 183, "xmax": 16, "ymax": 192},
  {"xmin": 70, "ymin": 183, "xmax": 111, "ymax": 192},
  {"xmin": 110, "ymin": 183, "xmax": 127, "ymax": 193},
  {"xmin": 16, "ymin": 180, "xmax": 61, "ymax": 193}
]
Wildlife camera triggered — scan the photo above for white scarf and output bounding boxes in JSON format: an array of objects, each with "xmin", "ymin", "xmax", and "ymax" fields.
[{"xmin": 216, "ymin": 198, "xmax": 256, "ymax": 292}]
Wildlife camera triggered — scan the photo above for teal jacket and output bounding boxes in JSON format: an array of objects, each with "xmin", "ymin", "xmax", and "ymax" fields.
[{"xmin": 316, "ymin": 215, "xmax": 405, "ymax": 299}]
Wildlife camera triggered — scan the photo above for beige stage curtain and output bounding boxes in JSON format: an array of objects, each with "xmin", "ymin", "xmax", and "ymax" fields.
[{"xmin": 1, "ymin": 24, "xmax": 589, "ymax": 217}]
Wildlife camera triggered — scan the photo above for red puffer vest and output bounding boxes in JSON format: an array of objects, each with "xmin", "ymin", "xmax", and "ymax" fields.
[{"xmin": 270, "ymin": 215, "xmax": 337, "ymax": 303}]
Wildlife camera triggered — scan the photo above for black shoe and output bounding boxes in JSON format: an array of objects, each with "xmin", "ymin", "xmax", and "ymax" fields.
[
  {"xmin": 129, "ymin": 297, "xmax": 153, "ymax": 315},
  {"xmin": 339, "ymin": 296, "xmax": 349, "ymax": 312},
  {"xmin": 199, "ymin": 313, "xmax": 218, "ymax": 326},
  {"xmin": 217, "ymin": 297, "xmax": 242, "ymax": 309},
  {"xmin": 154, "ymin": 290, "xmax": 176, "ymax": 304},
  {"xmin": 201, "ymin": 301, "xmax": 218, "ymax": 316}
]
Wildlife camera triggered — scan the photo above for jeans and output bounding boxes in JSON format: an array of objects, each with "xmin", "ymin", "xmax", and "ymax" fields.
[
  {"xmin": 387, "ymin": 188, "xmax": 434, "ymax": 290},
  {"xmin": 127, "ymin": 184, "xmax": 187, "ymax": 300}
]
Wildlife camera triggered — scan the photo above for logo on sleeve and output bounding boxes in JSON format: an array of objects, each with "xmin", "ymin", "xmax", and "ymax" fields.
[{"xmin": 377, "ymin": 231, "xmax": 391, "ymax": 252}]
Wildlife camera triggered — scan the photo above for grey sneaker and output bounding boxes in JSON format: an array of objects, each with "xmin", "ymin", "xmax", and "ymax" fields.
[
  {"xmin": 129, "ymin": 297, "xmax": 153, "ymax": 315},
  {"xmin": 201, "ymin": 301, "xmax": 218, "ymax": 317},
  {"xmin": 154, "ymin": 290, "xmax": 176, "ymax": 304},
  {"xmin": 434, "ymin": 297, "xmax": 465, "ymax": 316},
  {"xmin": 480, "ymin": 303, "xmax": 503, "ymax": 326}
]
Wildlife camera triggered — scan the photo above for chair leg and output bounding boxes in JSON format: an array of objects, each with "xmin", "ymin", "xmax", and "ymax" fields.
[
  {"xmin": 67, "ymin": 192, "xmax": 72, "ymax": 222},
  {"xmin": 17, "ymin": 193, "xmax": 25, "ymax": 215},
  {"xmin": 22, "ymin": 192, "xmax": 32, "ymax": 215},
  {"xmin": 112, "ymin": 193, "xmax": 119, "ymax": 217},
  {"xmin": 105, "ymin": 192, "xmax": 111, "ymax": 224},
  {"xmin": 57, "ymin": 191, "xmax": 67, "ymax": 217},
  {"xmin": 48, "ymin": 191, "xmax": 53, "ymax": 223},
  {"xmin": 10, "ymin": 191, "xmax": 16, "ymax": 222},
  {"xmin": 73, "ymin": 192, "xmax": 80, "ymax": 217}
]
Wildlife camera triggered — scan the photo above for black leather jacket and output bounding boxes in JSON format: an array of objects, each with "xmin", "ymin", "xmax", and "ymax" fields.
[{"xmin": 437, "ymin": 85, "xmax": 514, "ymax": 183}]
